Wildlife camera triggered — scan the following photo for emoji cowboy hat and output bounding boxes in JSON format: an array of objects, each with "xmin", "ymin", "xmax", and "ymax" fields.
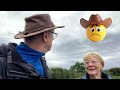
[
  {"xmin": 80, "ymin": 14, "xmax": 112, "ymax": 29},
  {"xmin": 14, "ymin": 14, "xmax": 64, "ymax": 39}
]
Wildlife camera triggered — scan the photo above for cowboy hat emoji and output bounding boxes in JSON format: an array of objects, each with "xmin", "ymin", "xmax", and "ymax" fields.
[{"xmin": 80, "ymin": 14, "xmax": 112, "ymax": 42}]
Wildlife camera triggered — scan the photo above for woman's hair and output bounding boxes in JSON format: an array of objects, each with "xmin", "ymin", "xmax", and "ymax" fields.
[{"xmin": 83, "ymin": 52, "xmax": 104, "ymax": 67}]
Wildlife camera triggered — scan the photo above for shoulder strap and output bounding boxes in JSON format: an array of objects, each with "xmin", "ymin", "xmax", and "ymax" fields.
[
  {"xmin": 0, "ymin": 54, "xmax": 7, "ymax": 79},
  {"xmin": 0, "ymin": 44, "xmax": 9, "ymax": 79},
  {"xmin": 41, "ymin": 57, "xmax": 51, "ymax": 79}
]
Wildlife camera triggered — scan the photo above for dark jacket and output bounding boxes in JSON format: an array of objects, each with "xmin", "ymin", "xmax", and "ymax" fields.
[
  {"xmin": 0, "ymin": 43, "xmax": 51, "ymax": 79},
  {"xmin": 81, "ymin": 72, "xmax": 112, "ymax": 79}
]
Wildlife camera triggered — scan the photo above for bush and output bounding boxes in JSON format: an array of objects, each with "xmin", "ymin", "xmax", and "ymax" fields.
[
  {"xmin": 50, "ymin": 67, "xmax": 81, "ymax": 79},
  {"xmin": 109, "ymin": 67, "xmax": 120, "ymax": 76}
]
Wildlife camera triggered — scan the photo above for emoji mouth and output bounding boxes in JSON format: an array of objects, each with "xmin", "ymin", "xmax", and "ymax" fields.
[{"xmin": 91, "ymin": 34, "xmax": 100, "ymax": 37}]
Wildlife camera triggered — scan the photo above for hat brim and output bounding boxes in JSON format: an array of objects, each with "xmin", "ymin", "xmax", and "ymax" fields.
[
  {"xmin": 80, "ymin": 18, "xmax": 112, "ymax": 29},
  {"xmin": 80, "ymin": 18, "xmax": 89, "ymax": 29},
  {"xmin": 101, "ymin": 18, "xmax": 112, "ymax": 28},
  {"xmin": 14, "ymin": 26, "xmax": 65, "ymax": 39}
]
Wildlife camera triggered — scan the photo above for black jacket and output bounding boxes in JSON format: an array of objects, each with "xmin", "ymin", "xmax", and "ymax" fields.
[
  {"xmin": 81, "ymin": 72, "xmax": 112, "ymax": 79},
  {"xmin": 0, "ymin": 43, "xmax": 51, "ymax": 79}
]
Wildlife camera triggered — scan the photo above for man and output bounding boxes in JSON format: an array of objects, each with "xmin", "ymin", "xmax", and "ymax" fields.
[{"xmin": 0, "ymin": 14, "xmax": 64, "ymax": 79}]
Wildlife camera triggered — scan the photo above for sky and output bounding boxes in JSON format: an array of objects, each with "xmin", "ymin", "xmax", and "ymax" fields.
[{"xmin": 0, "ymin": 11, "xmax": 120, "ymax": 70}]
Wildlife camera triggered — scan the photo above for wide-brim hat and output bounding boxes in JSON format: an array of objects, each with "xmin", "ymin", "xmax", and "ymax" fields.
[
  {"xmin": 80, "ymin": 14, "xmax": 112, "ymax": 29},
  {"xmin": 14, "ymin": 14, "xmax": 65, "ymax": 39}
]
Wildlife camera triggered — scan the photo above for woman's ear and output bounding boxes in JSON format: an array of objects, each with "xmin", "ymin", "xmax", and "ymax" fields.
[
  {"xmin": 99, "ymin": 64, "xmax": 104, "ymax": 72},
  {"xmin": 101, "ymin": 66, "xmax": 104, "ymax": 71}
]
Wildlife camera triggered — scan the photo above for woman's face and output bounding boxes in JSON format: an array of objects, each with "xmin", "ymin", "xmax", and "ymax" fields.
[{"xmin": 84, "ymin": 56, "xmax": 103, "ymax": 76}]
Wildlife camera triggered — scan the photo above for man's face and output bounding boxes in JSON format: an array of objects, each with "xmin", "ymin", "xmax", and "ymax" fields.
[
  {"xmin": 46, "ymin": 30, "xmax": 55, "ymax": 51},
  {"xmin": 49, "ymin": 30, "xmax": 58, "ymax": 40},
  {"xmin": 49, "ymin": 30, "xmax": 55, "ymax": 40}
]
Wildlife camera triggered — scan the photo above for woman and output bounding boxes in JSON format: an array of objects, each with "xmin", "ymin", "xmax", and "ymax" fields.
[{"xmin": 81, "ymin": 52, "xmax": 111, "ymax": 79}]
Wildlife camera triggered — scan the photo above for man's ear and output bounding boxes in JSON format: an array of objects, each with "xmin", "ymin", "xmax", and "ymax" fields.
[{"xmin": 43, "ymin": 31, "xmax": 48, "ymax": 42}]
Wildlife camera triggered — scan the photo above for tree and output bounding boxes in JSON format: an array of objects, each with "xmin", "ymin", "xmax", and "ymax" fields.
[
  {"xmin": 70, "ymin": 62, "xmax": 85, "ymax": 73},
  {"xmin": 109, "ymin": 67, "xmax": 120, "ymax": 76},
  {"xmin": 50, "ymin": 67, "xmax": 77, "ymax": 79}
]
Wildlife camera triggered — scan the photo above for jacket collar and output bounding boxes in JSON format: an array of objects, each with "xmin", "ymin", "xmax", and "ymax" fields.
[
  {"xmin": 81, "ymin": 72, "xmax": 111, "ymax": 79},
  {"xmin": 6, "ymin": 43, "xmax": 40, "ymax": 78}
]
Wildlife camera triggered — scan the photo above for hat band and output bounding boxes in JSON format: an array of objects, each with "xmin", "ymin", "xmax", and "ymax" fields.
[{"xmin": 23, "ymin": 24, "xmax": 55, "ymax": 35}]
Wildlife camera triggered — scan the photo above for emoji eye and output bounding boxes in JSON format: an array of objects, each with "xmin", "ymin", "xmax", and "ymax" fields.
[
  {"xmin": 96, "ymin": 27, "xmax": 100, "ymax": 32},
  {"xmin": 90, "ymin": 27, "xmax": 94, "ymax": 32}
]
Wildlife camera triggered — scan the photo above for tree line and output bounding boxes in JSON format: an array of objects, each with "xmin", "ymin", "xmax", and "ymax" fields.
[{"xmin": 50, "ymin": 62, "xmax": 120, "ymax": 79}]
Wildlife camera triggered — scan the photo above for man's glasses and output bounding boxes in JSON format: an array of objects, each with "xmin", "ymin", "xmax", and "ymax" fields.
[{"xmin": 49, "ymin": 31, "xmax": 58, "ymax": 39}]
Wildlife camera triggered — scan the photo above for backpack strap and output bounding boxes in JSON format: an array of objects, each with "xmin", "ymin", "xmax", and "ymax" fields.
[
  {"xmin": 0, "ymin": 44, "xmax": 9, "ymax": 79},
  {"xmin": 41, "ymin": 57, "xmax": 51, "ymax": 79}
]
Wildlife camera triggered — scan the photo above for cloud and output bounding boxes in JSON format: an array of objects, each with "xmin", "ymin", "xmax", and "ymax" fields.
[{"xmin": 0, "ymin": 11, "xmax": 120, "ymax": 70}]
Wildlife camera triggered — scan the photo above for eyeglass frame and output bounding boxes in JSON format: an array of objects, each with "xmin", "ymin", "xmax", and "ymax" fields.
[
  {"xmin": 84, "ymin": 60, "xmax": 100, "ymax": 66},
  {"xmin": 49, "ymin": 30, "xmax": 58, "ymax": 39}
]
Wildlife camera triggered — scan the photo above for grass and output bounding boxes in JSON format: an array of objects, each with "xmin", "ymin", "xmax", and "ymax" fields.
[{"xmin": 111, "ymin": 75, "xmax": 120, "ymax": 79}]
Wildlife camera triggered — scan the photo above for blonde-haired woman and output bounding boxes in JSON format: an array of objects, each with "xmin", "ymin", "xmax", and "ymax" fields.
[{"xmin": 81, "ymin": 52, "xmax": 111, "ymax": 79}]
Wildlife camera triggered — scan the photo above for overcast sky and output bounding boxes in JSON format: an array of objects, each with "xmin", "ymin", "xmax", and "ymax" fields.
[{"xmin": 0, "ymin": 11, "xmax": 120, "ymax": 70}]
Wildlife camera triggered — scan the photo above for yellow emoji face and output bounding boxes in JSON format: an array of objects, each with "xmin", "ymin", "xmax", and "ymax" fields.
[{"xmin": 86, "ymin": 25, "xmax": 106, "ymax": 42}]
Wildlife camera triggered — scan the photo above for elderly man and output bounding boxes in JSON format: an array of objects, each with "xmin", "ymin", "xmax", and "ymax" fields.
[{"xmin": 0, "ymin": 14, "xmax": 64, "ymax": 79}]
